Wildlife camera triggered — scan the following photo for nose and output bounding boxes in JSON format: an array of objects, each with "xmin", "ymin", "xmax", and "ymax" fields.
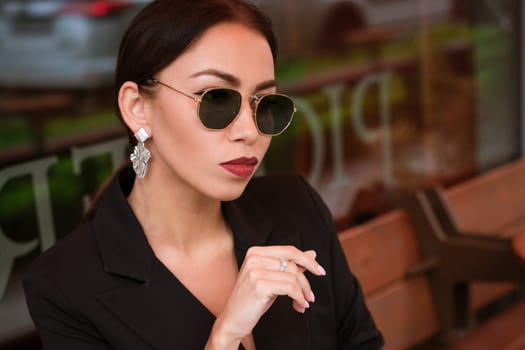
[{"xmin": 227, "ymin": 98, "xmax": 260, "ymax": 143}]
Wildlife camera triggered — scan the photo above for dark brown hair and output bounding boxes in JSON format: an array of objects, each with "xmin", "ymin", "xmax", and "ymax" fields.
[{"xmin": 115, "ymin": 0, "xmax": 278, "ymax": 145}]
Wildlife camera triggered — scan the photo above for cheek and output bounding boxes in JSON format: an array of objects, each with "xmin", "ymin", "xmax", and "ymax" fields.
[
  {"xmin": 259, "ymin": 137, "xmax": 272, "ymax": 156},
  {"xmin": 150, "ymin": 102, "xmax": 206, "ymax": 155}
]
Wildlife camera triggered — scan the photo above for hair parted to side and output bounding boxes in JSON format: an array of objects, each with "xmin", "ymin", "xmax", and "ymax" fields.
[{"xmin": 114, "ymin": 0, "xmax": 278, "ymax": 146}]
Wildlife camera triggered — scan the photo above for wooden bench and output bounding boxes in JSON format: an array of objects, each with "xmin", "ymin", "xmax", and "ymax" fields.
[
  {"xmin": 338, "ymin": 204, "xmax": 525, "ymax": 349},
  {"xmin": 420, "ymin": 159, "xmax": 525, "ymax": 314}
]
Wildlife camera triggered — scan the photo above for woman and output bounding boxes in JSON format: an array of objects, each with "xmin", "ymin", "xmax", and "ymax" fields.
[{"xmin": 23, "ymin": 0, "xmax": 383, "ymax": 349}]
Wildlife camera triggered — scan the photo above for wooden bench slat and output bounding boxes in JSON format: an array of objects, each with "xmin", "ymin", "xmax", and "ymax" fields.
[
  {"xmin": 446, "ymin": 160, "xmax": 525, "ymax": 234},
  {"xmin": 502, "ymin": 333, "xmax": 525, "ymax": 350},
  {"xmin": 470, "ymin": 283, "xmax": 517, "ymax": 311},
  {"xmin": 367, "ymin": 277, "xmax": 439, "ymax": 350},
  {"xmin": 498, "ymin": 215, "xmax": 525, "ymax": 238},
  {"xmin": 513, "ymin": 232, "xmax": 525, "ymax": 265},
  {"xmin": 339, "ymin": 210, "xmax": 423, "ymax": 295},
  {"xmin": 451, "ymin": 298, "xmax": 525, "ymax": 350}
]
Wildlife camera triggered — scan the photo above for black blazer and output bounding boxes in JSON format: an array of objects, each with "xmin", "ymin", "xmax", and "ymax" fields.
[{"xmin": 24, "ymin": 166, "xmax": 383, "ymax": 349}]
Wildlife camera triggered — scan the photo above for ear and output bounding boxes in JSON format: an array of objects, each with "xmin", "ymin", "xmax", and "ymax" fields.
[{"xmin": 118, "ymin": 81, "xmax": 151, "ymax": 137}]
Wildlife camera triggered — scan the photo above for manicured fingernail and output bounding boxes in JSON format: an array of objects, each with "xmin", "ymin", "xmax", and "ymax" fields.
[
  {"xmin": 309, "ymin": 291, "xmax": 315, "ymax": 302},
  {"xmin": 310, "ymin": 250, "xmax": 317, "ymax": 258},
  {"xmin": 304, "ymin": 300, "xmax": 310, "ymax": 308},
  {"xmin": 318, "ymin": 264, "xmax": 326, "ymax": 276}
]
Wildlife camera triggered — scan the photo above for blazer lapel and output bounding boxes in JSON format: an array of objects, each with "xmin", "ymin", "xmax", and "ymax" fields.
[
  {"xmin": 92, "ymin": 168, "xmax": 215, "ymax": 349},
  {"xmin": 97, "ymin": 260, "xmax": 216, "ymax": 349}
]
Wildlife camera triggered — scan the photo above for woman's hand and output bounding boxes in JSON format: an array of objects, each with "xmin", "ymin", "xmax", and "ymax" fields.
[{"xmin": 206, "ymin": 246, "xmax": 326, "ymax": 349}]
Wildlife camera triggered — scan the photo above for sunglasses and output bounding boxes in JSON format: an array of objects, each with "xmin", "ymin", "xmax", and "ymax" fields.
[{"xmin": 148, "ymin": 78, "xmax": 296, "ymax": 136}]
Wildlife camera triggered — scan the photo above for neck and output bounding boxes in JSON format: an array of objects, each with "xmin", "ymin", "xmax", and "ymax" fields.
[{"xmin": 127, "ymin": 168, "xmax": 228, "ymax": 252}]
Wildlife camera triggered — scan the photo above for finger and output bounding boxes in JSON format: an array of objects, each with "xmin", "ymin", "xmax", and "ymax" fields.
[
  {"xmin": 293, "ymin": 299, "xmax": 313, "ymax": 313},
  {"xmin": 298, "ymin": 250, "xmax": 315, "ymax": 274},
  {"xmin": 242, "ymin": 255, "xmax": 305, "ymax": 278},
  {"xmin": 292, "ymin": 299, "xmax": 307, "ymax": 313},
  {"xmin": 306, "ymin": 250, "xmax": 317, "ymax": 259},
  {"xmin": 247, "ymin": 268, "xmax": 311, "ymax": 306},
  {"xmin": 242, "ymin": 256, "xmax": 314, "ymax": 302},
  {"xmin": 294, "ymin": 269, "xmax": 315, "ymax": 302},
  {"xmin": 247, "ymin": 246, "xmax": 326, "ymax": 276},
  {"xmin": 275, "ymin": 263, "xmax": 315, "ymax": 303},
  {"xmin": 255, "ymin": 277, "xmax": 310, "ymax": 312},
  {"xmin": 277, "ymin": 261, "xmax": 315, "ymax": 302},
  {"xmin": 242, "ymin": 255, "xmax": 292, "ymax": 273}
]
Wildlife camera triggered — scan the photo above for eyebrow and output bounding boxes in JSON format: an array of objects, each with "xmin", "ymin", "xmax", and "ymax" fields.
[{"xmin": 190, "ymin": 69, "xmax": 278, "ymax": 91}]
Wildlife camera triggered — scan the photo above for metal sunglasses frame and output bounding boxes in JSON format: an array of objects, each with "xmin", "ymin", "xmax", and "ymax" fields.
[{"xmin": 147, "ymin": 78, "xmax": 296, "ymax": 136}]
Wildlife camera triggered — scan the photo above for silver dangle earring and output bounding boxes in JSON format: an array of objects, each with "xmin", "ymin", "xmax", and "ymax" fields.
[{"xmin": 130, "ymin": 128, "xmax": 151, "ymax": 179}]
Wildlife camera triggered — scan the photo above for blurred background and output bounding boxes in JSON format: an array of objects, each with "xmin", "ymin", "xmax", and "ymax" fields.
[{"xmin": 0, "ymin": 0, "xmax": 523, "ymax": 349}]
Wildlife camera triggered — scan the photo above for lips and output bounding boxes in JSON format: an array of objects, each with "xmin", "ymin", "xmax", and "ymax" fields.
[{"xmin": 220, "ymin": 157, "xmax": 258, "ymax": 178}]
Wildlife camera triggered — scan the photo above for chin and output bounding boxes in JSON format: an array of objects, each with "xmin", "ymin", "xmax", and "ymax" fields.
[{"xmin": 212, "ymin": 178, "xmax": 251, "ymax": 202}]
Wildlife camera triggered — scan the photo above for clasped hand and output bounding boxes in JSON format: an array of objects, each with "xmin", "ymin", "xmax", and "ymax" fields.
[{"xmin": 208, "ymin": 245, "xmax": 326, "ymax": 348}]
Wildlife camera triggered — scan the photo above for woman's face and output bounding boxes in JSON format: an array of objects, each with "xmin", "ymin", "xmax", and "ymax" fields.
[{"xmin": 145, "ymin": 22, "xmax": 275, "ymax": 201}]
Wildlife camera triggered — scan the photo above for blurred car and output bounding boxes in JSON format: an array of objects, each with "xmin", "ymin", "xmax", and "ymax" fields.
[
  {"xmin": 0, "ymin": 0, "xmax": 148, "ymax": 89},
  {"xmin": 0, "ymin": 0, "xmax": 454, "ymax": 89}
]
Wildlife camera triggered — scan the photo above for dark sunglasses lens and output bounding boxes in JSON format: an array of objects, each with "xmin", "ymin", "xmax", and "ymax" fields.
[
  {"xmin": 199, "ymin": 89, "xmax": 241, "ymax": 129},
  {"xmin": 256, "ymin": 94, "xmax": 294, "ymax": 135}
]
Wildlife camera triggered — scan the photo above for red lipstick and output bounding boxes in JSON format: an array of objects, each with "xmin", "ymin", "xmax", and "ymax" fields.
[{"xmin": 220, "ymin": 157, "xmax": 258, "ymax": 178}]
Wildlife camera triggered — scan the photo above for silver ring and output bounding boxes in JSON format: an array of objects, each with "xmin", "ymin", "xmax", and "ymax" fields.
[{"xmin": 279, "ymin": 259, "xmax": 288, "ymax": 272}]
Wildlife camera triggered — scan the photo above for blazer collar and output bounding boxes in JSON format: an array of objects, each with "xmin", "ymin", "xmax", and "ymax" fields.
[
  {"xmin": 92, "ymin": 166, "xmax": 282, "ymax": 281},
  {"xmin": 93, "ymin": 167, "xmax": 309, "ymax": 349},
  {"xmin": 92, "ymin": 166, "xmax": 155, "ymax": 282}
]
